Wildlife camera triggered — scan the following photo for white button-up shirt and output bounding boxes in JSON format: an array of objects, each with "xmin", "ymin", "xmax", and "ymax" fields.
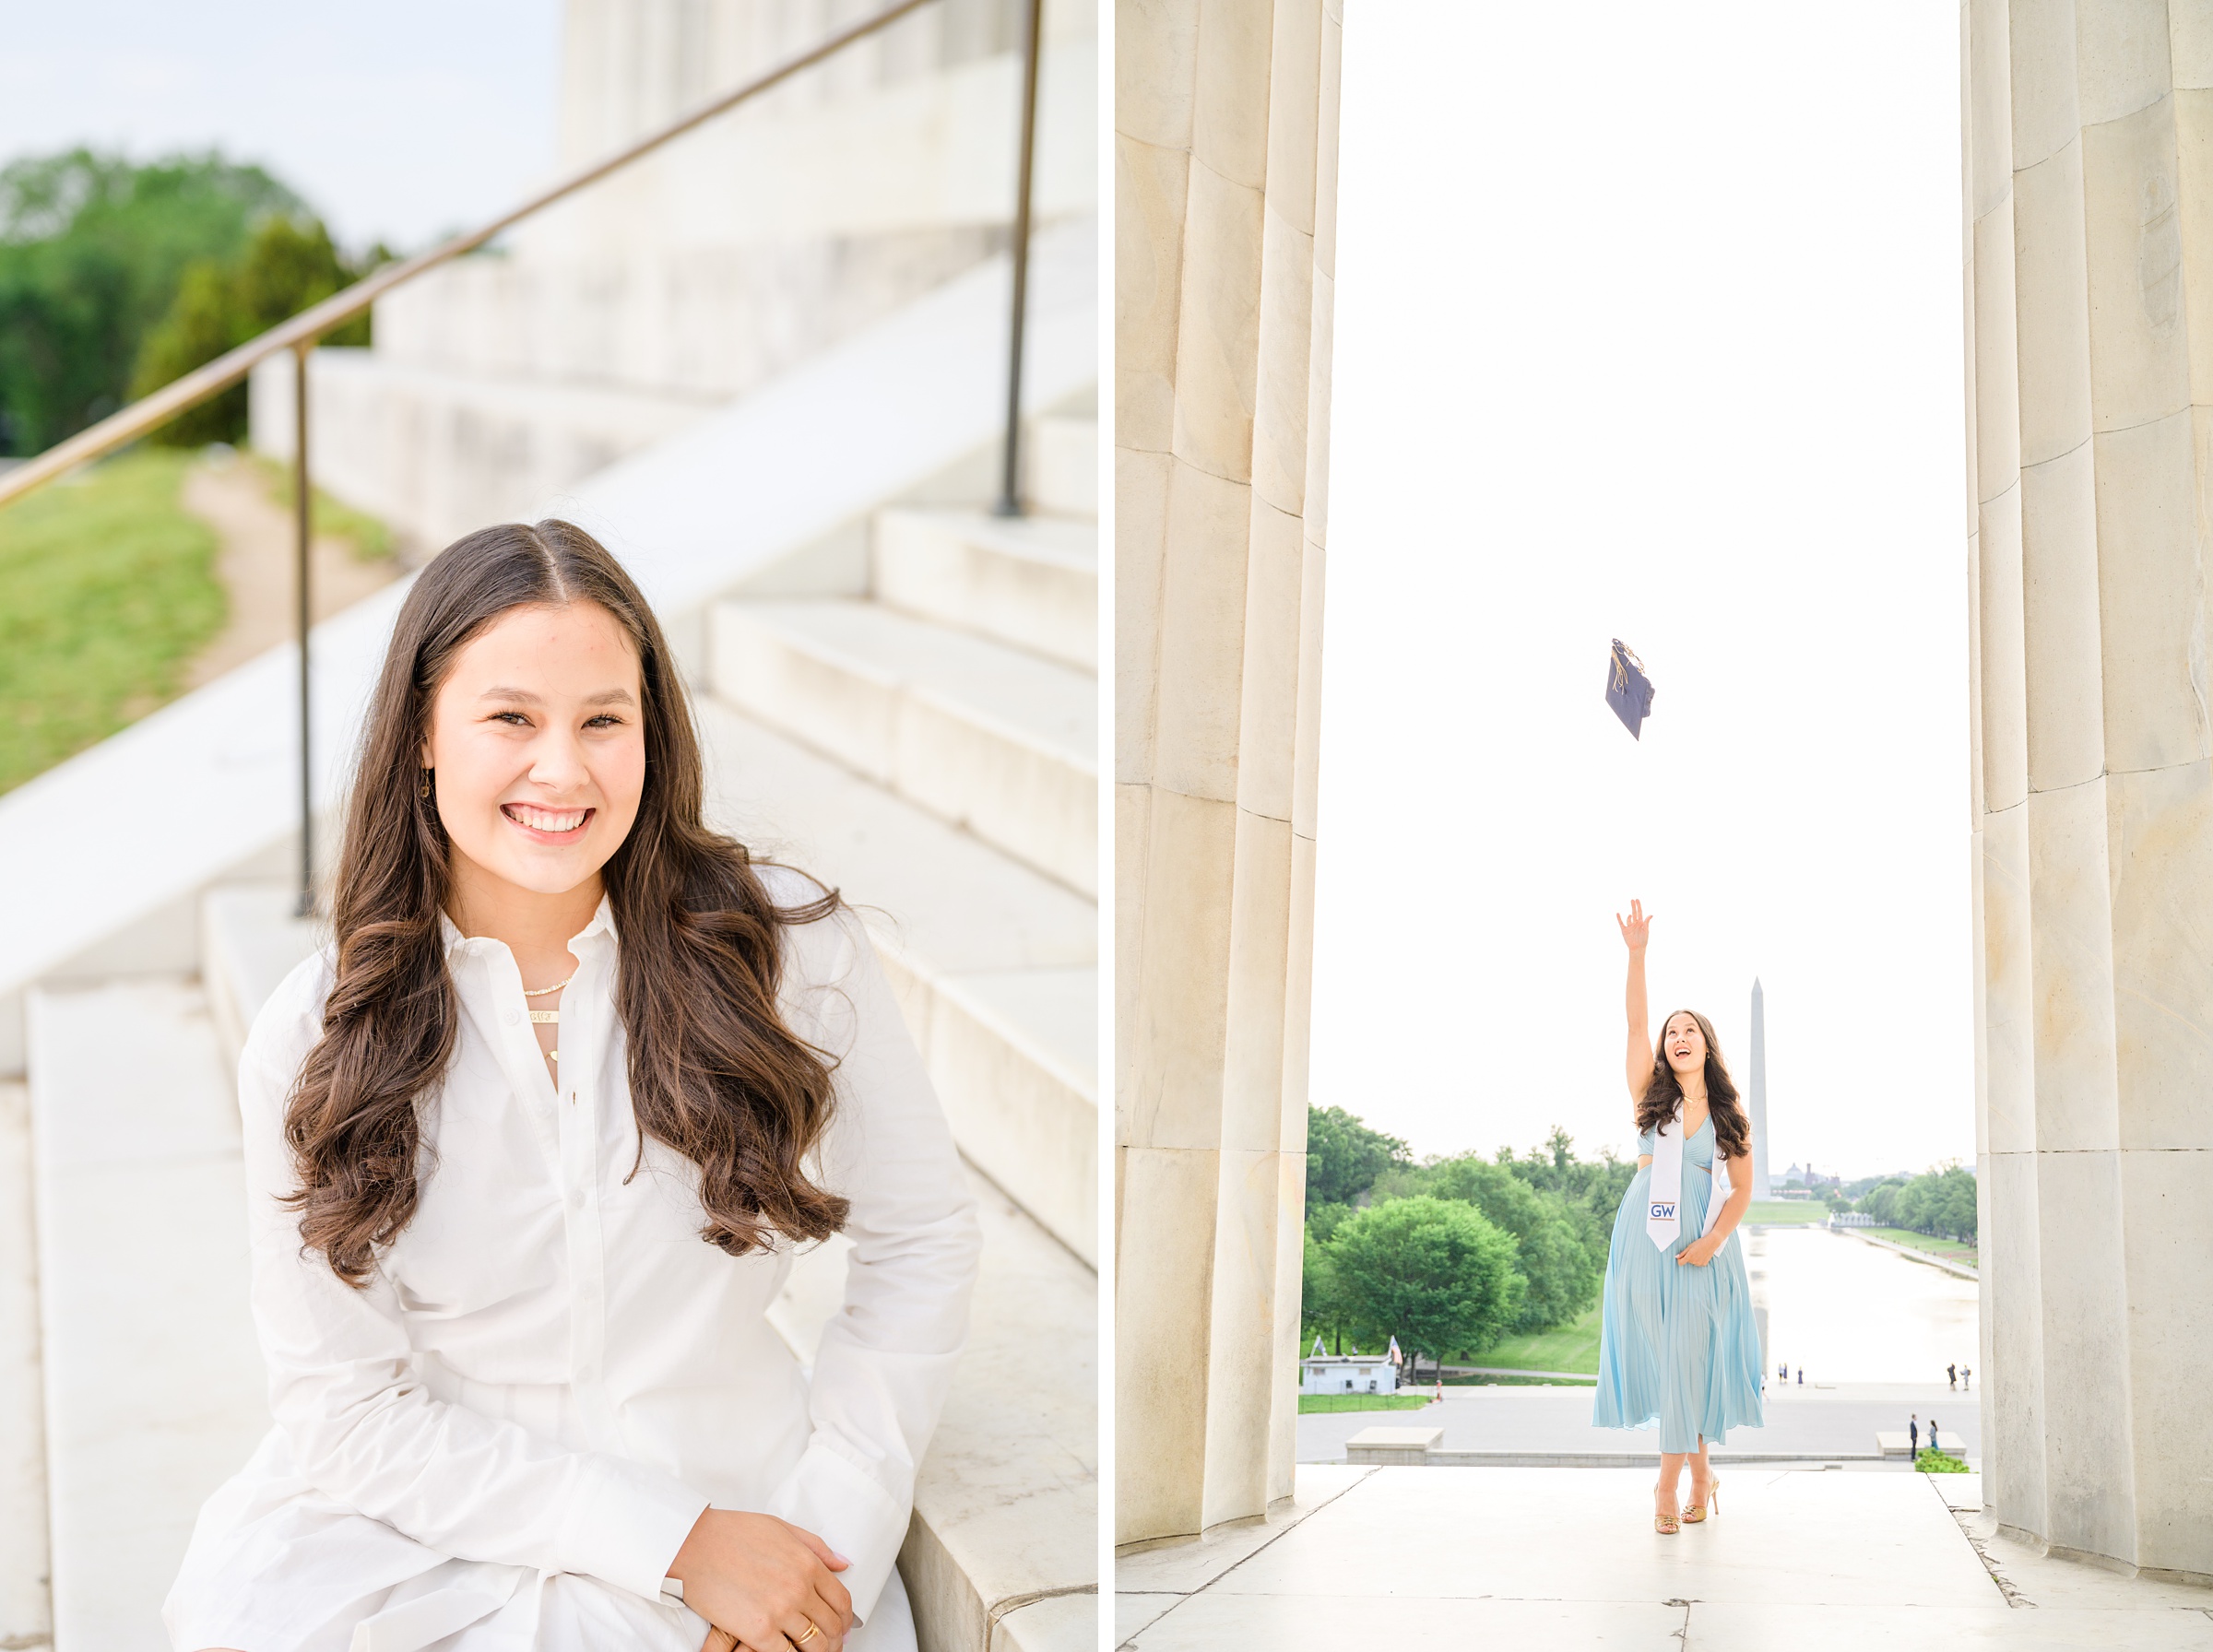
[{"xmin": 166, "ymin": 868, "xmax": 979, "ymax": 1650}]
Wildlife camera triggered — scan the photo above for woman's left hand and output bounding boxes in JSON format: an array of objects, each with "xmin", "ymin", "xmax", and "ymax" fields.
[{"xmin": 1675, "ymin": 1237, "xmax": 1717, "ymax": 1268}]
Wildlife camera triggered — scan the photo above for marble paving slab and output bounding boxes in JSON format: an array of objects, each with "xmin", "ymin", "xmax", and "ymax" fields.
[
  {"xmin": 1685, "ymin": 1602, "xmax": 2213, "ymax": 1650},
  {"xmin": 1125, "ymin": 1591, "xmax": 1687, "ymax": 1648},
  {"xmin": 1205, "ymin": 1466, "xmax": 2000, "ymax": 1607},
  {"xmin": 1116, "ymin": 1465, "xmax": 2212, "ymax": 1650}
]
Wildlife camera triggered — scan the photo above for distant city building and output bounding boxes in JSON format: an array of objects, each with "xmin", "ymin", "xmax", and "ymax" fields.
[
  {"xmin": 1749, "ymin": 979, "xmax": 1771, "ymax": 1198},
  {"xmin": 1300, "ymin": 1352, "xmax": 1398, "ymax": 1396}
]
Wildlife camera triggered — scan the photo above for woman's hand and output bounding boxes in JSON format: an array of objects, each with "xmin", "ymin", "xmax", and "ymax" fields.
[
  {"xmin": 1621, "ymin": 899, "xmax": 1654, "ymax": 1098},
  {"xmin": 1675, "ymin": 1236, "xmax": 1717, "ymax": 1268},
  {"xmin": 670, "ymin": 1509, "xmax": 854, "ymax": 1652}
]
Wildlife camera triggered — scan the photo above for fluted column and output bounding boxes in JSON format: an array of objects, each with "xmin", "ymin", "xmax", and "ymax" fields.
[
  {"xmin": 1114, "ymin": 0, "xmax": 1343, "ymax": 1544},
  {"xmin": 1965, "ymin": 0, "xmax": 2213, "ymax": 1582}
]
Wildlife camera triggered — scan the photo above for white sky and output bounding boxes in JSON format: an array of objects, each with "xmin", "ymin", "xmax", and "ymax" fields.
[
  {"xmin": 0, "ymin": 1, "xmax": 562, "ymax": 250},
  {"xmin": 1310, "ymin": 0, "xmax": 1971, "ymax": 1184}
]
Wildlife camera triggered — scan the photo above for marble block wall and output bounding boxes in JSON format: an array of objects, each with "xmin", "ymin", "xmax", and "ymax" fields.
[
  {"xmin": 1115, "ymin": 0, "xmax": 1343, "ymax": 1546},
  {"xmin": 1963, "ymin": 0, "xmax": 2213, "ymax": 1584},
  {"xmin": 375, "ymin": 0, "xmax": 1098, "ymax": 404},
  {"xmin": 260, "ymin": 0, "xmax": 1097, "ymax": 548}
]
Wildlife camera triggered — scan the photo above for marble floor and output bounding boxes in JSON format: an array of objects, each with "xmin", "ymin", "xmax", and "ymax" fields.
[{"xmin": 1116, "ymin": 1466, "xmax": 2213, "ymax": 1650}]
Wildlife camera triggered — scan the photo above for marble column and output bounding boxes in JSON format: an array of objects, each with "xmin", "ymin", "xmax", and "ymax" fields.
[
  {"xmin": 1964, "ymin": 0, "xmax": 2213, "ymax": 1583},
  {"xmin": 1114, "ymin": 0, "xmax": 1343, "ymax": 1544}
]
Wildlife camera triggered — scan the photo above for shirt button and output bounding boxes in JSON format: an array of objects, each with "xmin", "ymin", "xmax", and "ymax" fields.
[
  {"xmin": 503, "ymin": 1008, "xmax": 520, "ymax": 1026},
  {"xmin": 568, "ymin": 1189, "xmax": 585, "ymax": 1211},
  {"xmin": 577, "ymin": 1363, "xmax": 598, "ymax": 1383}
]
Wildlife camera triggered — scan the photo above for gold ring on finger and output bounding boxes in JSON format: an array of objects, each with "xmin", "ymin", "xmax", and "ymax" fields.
[{"xmin": 794, "ymin": 1621, "xmax": 821, "ymax": 1646}]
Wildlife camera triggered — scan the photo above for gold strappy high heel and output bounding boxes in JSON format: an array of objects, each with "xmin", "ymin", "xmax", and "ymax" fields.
[
  {"xmin": 1682, "ymin": 1472, "xmax": 1721, "ymax": 1522},
  {"xmin": 1653, "ymin": 1485, "xmax": 1681, "ymax": 1534}
]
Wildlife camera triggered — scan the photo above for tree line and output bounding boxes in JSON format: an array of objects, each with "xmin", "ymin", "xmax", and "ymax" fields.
[
  {"xmin": 1851, "ymin": 1163, "xmax": 1976, "ymax": 1243},
  {"xmin": 1302, "ymin": 1106, "xmax": 1635, "ymax": 1372},
  {"xmin": 0, "ymin": 148, "xmax": 385, "ymax": 456}
]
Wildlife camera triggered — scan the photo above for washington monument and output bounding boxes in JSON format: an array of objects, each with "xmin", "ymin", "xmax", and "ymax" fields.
[{"xmin": 1749, "ymin": 978, "xmax": 1770, "ymax": 1198}]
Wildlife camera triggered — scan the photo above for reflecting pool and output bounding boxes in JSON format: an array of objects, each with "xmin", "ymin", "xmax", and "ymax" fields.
[{"xmin": 1744, "ymin": 1225, "xmax": 1978, "ymax": 1386}]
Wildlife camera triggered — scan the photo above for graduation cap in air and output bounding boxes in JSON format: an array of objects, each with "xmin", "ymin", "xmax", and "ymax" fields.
[{"xmin": 1606, "ymin": 639, "xmax": 1655, "ymax": 739}]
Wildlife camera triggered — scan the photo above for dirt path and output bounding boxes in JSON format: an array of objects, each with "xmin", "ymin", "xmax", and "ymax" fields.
[{"xmin": 180, "ymin": 454, "xmax": 403, "ymax": 690}]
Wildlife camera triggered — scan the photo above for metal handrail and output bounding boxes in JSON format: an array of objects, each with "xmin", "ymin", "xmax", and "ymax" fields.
[{"xmin": 0, "ymin": 0, "xmax": 1048, "ymax": 913}]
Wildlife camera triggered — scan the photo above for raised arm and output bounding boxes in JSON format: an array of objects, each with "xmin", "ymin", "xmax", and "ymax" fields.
[{"xmin": 1617, "ymin": 899, "xmax": 1652, "ymax": 1101}]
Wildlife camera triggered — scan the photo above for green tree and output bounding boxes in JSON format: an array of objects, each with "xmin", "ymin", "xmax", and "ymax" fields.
[
  {"xmin": 131, "ymin": 214, "xmax": 382, "ymax": 446},
  {"xmin": 1858, "ymin": 1180, "xmax": 1904, "ymax": 1224},
  {"xmin": 1376, "ymin": 1152, "xmax": 1599, "ymax": 1333},
  {"xmin": 0, "ymin": 149, "xmax": 300, "ymax": 454},
  {"xmin": 1892, "ymin": 1164, "xmax": 1977, "ymax": 1242},
  {"xmin": 1305, "ymin": 1104, "xmax": 1410, "ymax": 1212},
  {"xmin": 1321, "ymin": 1196, "xmax": 1524, "ymax": 1365},
  {"xmin": 1496, "ymin": 1128, "xmax": 1635, "ymax": 1278}
]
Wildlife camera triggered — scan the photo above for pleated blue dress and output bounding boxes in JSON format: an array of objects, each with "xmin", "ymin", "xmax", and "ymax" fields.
[{"xmin": 1592, "ymin": 1115, "xmax": 1764, "ymax": 1451}]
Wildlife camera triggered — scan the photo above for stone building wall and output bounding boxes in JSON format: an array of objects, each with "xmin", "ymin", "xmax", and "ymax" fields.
[
  {"xmin": 373, "ymin": 0, "xmax": 1097, "ymax": 404},
  {"xmin": 1115, "ymin": 0, "xmax": 1343, "ymax": 1546},
  {"xmin": 1962, "ymin": 0, "xmax": 2213, "ymax": 1582},
  {"xmin": 261, "ymin": 0, "xmax": 1096, "ymax": 551}
]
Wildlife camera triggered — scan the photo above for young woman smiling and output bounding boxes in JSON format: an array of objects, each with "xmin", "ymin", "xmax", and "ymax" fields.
[
  {"xmin": 164, "ymin": 522, "xmax": 979, "ymax": 1652},
  {"xmin": 1592, "ymin": 900, "xmax": 1764, "ymax": 1533}
]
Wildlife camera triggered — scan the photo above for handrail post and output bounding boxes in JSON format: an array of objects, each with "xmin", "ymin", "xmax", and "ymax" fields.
[
  {"xmin": 292, "ymin": 341, "xmax": 314, "ymax": 918},
  {"xmin": 993, "ymin": 0, "xmax": 1045, "ymax": 519}
]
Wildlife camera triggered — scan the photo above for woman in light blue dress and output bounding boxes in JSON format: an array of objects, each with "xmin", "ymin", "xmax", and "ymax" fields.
[{"xmin": 1592, "ymin": 900, "xmax": 1764, "ymax": 1531}]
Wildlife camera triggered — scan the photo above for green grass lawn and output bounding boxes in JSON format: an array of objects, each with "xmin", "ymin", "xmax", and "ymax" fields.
[
  {"xmin": 1745, "ymin": 1200, "xmax": 1832, "ymax": 1225},
  {"xmin": 1297, "ymin": 1392, "xmax": 1432, "ymax": 1414},
  {"xmin": 1863, "ymin": 1226, "xmax": 1978, "ymax": 1264},
  {"xmin": 0, "ymin": 449, "xmax": 226, "ymax": 795},
  {"xmin": 1469, "ymin": 1306, "xmax": 1603, "ymax": 1375}
]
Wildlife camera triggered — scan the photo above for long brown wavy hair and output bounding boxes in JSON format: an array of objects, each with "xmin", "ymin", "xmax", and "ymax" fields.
[
  {"xmin": 283, "ymin": 520, "xmax": 850, "ymax": 1285},
  {"xmin": 1635, "ymin": 1008, "xmax": 1751, "ymax": 1163}
]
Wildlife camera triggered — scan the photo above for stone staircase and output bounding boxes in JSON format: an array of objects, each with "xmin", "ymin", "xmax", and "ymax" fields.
[
  {"xmin": 0, "ymin": 412, "xmax": 1098, "ymax": 1650},
  {"xmin": 701, "ymin": 411, "xmax": 1100, "ymax": 1646}
]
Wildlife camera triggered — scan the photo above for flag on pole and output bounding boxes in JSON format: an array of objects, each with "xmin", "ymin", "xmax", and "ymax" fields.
[
  {"xmin": 1387, "ymin": 1336, "xmax": 1402, "ymax": 1367},
  {"xmin": 1311, "ymin": 1336, "xmax": 1325, "ymax": 1359}
]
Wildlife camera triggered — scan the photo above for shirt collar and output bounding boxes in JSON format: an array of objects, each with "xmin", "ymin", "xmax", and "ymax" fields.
[{"xmin": 438, "ymin": 892, "xmax": 619, "ymax": 956}]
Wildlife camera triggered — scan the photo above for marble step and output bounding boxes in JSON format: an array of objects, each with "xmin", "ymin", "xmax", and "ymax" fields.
[
  {"xmin": 1026, "ymin": 415, "xmax": 1096, "ymax": 520},
  {"xmin": 24, "ymin": 978, "xmax": 273, "ymax": 1652},
  {"xmin": 0, "ymin": 1080, "xmax": 51, "ymax": 1648},
  {"xmin": 769, "ymin": 1168, "xmax": 1095, "ymax": 1652},
  {"xmin": 706, "ymin": 598, "xmax": 1097, "ymax": 899},
  {"xmin": 872, "ymin": 507, "xmax": 1096, "ymax": 672},
  {"xmin": 696, "ymin": 700, "xmax": 1096, "ymax": 1265}
]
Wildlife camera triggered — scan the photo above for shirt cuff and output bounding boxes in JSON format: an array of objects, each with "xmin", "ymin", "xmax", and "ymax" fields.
[
  {"xmin": 558, "ymin": 1453, "xmax": 711, "ymax": 1602},
  {"xmin": 763, "ymin": 1436, "xmax": 914, "ymax": 1624}
]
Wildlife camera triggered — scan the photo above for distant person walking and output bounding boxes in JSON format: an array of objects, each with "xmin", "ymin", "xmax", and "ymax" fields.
[
  {"xmin": 1947, "ymin": 1363, "xmax": 1958, "ymax": 1389},
  {"xmin": 1929, "ymin": 1418, "xmax": 1941, "ymax": 1456},
  {"xmin": 1593, "ymin": 901, "xmax": 1763, "ymax": 1534},
  {"xmin": 1910, "ymin": 1415, "xmax": 1920, "ymax": 1455}
]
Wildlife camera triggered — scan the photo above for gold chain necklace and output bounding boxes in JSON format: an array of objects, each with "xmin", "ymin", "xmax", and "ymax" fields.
[{"xmin": 522, "ymin": 971, "xmax": 574, "ymax": 1064}]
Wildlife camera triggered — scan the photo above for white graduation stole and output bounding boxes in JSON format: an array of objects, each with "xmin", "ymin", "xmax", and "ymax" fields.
[{"xmin": 1647, "ymin": 1106, "xmax": 1732, "ymax": 1250}]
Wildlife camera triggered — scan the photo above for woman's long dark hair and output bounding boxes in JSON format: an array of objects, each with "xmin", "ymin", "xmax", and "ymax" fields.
[
  {"xmin": 283, "ymin": 520, "xmax": 849, "ymax": 1285},
  {"xmin": 1634, "ymin": 1009, "xmax": 1751, "ymax": 1163}
]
